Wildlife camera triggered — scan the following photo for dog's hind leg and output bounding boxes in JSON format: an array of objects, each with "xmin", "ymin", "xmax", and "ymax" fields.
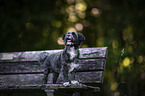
[
  {"xmin": 43, "ymin": 64, "xmax": 50, "ymax": 84},
  {"xmin": 62, "ymin": 65, "xmax": 69, "ymax": 82},
  {"xmin": 53, "ymin": 72, "xmax": 59, "ymax": 83},
  {"xmin": 69, "ymin": 71, "xmax": 75, "ymax": 81}
]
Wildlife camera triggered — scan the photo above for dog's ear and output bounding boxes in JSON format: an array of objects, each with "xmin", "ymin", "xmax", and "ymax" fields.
[
  {"xmin": 78, "ymin": 33, "xmax": 85, "ymax": 42},
  {"xmin": 62, "ymin": 33, "xmax": 66, "ymax": 41}
]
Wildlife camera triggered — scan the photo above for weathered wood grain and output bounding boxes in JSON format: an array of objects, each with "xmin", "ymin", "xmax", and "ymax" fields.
[
  {"xmin": 0, "ymin": 59, "xmax": 105, "ymax": 74},
  {"xmin": 0, "ymin": 74, "xmax": 44, "ymax": 86},
  {"xmin": 77, "ymin": 59, "xmax": 106, "ymax": 71},
  {"xmin": 0, "ymin": 71, "xmax": 103, "ymax": 87},
  {"xmin": 0, "ymin": 61, "xmax": 44, "ymax": 74},
  {"xmin": 75, "ymin": 71, "xmax": 104, "ymax": 83},
  {"xmin": 79, "ymin": 47, "xmax": 108, "ymax": 59},
  {"xmin": 57, "ymin": 71, "xmax": 104, "ymax": 84},
  {"xmin": 0, "ymin": 47, "xmax": 108, "ymax": 61}
]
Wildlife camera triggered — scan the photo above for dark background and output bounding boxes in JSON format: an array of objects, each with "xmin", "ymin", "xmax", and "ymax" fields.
[{"xmin": 0, "ymin": 0, "xmax": 145, "ymax": 96}]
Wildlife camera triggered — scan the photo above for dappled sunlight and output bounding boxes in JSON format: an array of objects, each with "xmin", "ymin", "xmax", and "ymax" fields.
[
  {"xmin": 81, "ymin": 44, "xmax": 88, "ymax": 48},
  {"xmin": 51, "ymin": 20, "xmax": 62, "ymax": 28},
  {"xmin": 119, "ymin": 63, "xmax": 124, "ymax": 73},
  {"xmin": 91, "ymin": 8, "xmax": 101, "ymax": 17},
  {"xmin": 65, "ymin": 0, "xmax": 87, "ymax": 31},
  {"xmin": 123, "ymin": 57, "xmax": 130, "ymax": 67},
  {"xmin": 77, "ymin": 11, "xmax": 86, "ymax": 19},
  {"xmin": 67, "ymin": 0, "xmax": 75, "ymax": 4},
  {"xmin": 42, "ymin": 27, "xmax": 49, "ymax": 37},
  {"xmin": 96, "ymin": 37, "xmax": 104, "ymax": 46},
  {"xmin": 113, "ymin": 92, "xmax": 120, "ymax": 96},
  {"xmin": 138, "ymin": 56, "xmax": 143, "ymax": 63},
  {"xmin": 57, "ymin": 37, "xmax": 64, "ymax": 45},
  {"xmin": 83, "ymin": 20, "xmax": 90, "ymax": 27},
  {"xmin": 75, "ymin": 2, "xmax": 87, "ymax": 12},
  {"xmin": 68, "ymin": 15, "xmax": 78, "ymax": 22},
  {"xmin": 111, "ymin": 82, "xmax": 117, "ymax": 91},
  {"xmin": 128, "ymin": 46, "xmax": 133, "ymax": 53},
  {"xmin": 75, "ymin": 23, "xmax": 83, "ymax": 31},
  {"xmin": 67, "ymin": 27, "xmax": 77, "ymax": 32},
  {"xmin": 112, "ymin": 40, "xmax": 118, "ymax": 49},
  {"xmin": 130, "ymin": 57, "xmax": 135, "ymax": 64},
  {"xmin": 122, "ymin": 25, "xmax": 133, "ymax": 41},
  {"xmin": 26, "ymin": 22, "xmax": 33, "ymax": 29}
]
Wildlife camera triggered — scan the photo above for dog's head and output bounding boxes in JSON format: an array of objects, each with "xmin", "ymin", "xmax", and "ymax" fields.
[{"xmin": 62, "ymin": 32, "xmax": 85, "ymax": 47}]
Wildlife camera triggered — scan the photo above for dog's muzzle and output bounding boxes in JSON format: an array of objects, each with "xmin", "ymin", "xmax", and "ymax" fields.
[
  {"xmin": 66, "ymin": 38, "xmax": 74, "ymax": 45},
  {"xmin": 65, "ymin": 35, "xmax": 76, "ymax": 46}
]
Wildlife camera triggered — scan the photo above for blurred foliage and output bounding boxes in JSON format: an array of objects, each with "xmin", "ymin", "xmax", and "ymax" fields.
[{"xmin": 0, "ymin": 0, "xmax": 145, "ymax": 96}]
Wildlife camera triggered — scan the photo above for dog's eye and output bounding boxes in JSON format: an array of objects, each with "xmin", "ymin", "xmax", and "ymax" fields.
[{"xmin": 72, "ymin": 32, "xmax": 75, "ymax": 35}]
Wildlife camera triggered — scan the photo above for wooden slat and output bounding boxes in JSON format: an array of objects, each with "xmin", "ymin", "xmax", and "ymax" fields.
[
  {"xmin": 0, "ymin": 50, "xmax": 61, "ymax": 61},
  {"xmin": 79, "ymin": 47, "xmax": 108, "ymax": 59},
  {"xmin": 0, "ymin": 47, "xmax": 108, "ymax": 62},
  {"xmin": 77, "ymin": 59, "xmax": 106, "ymax": 71},
  {"xmin": 0, "ymin": 61, "xmax": 44, "ymax": 74},
  {"xmin": 0, "ymin": 59, "xmax": 105, "ymax": 74},
  {"xmin": 57, "ymin": 71, "xmax": 104, "ymax": 84},
  {"xmin": 75, "ymin": 71, "xmax": 104, "ymax": 83},
  {"xmin": 0, "ymin": 74, "xmax": 44, "ymax": 86},
  {"xmin": 0, "ymin": 71, "xmax": 104, "ymax": 87}
]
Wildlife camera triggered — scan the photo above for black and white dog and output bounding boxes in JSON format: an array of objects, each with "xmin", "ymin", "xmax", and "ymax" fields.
[{"xmin": 41, "ymin": 32, "xmax": 85, "ymax": 86}]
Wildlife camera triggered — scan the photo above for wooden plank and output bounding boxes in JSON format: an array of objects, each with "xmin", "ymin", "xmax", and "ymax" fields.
[
  {"xmin": 57, "ymin": 71, "xmax": 104, "ymax": 84},
  {"xmin": 0, "ymin": 61, "xmax": 44, "ymax": 74},
  {"xmin": 0, "ymin": 59, "xmax": 105, "ymax": 74},
  {"xmin": 0, "ymin": 50, "xmax": 61, "ymax": 61},
  {"xmin": 79, "ymin": 47, "xmax": 108, "ymax": 59},
  {"xmin": 0, "ymin": 74, "xmax": 44, "ymax": 86},
  {"xmin": 0, "ymin": 71, "xmax": 104, "ymax": 87},
  {"xmin": 77, "ymin": 59, "xmax": 106, "ymax": 71},
  {"xmin": 75, "ymin": 71, "xmax": 104, "ymax": 83},
  {"xmin": 0, "ymin": 47, "xmax": 108, "ymax": 62}
]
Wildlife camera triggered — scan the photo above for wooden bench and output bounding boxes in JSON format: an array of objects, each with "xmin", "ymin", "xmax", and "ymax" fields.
[{"xmin": 0, "ymin": 47, "xmax": 108, "ymax": 96}]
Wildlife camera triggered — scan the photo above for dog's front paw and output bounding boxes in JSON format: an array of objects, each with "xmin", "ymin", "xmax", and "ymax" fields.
[
  {"xmin": 71, "ymin": 80, "xmax": 79, "ymax": 85},
  {"xmin": 63, "ymin": 82, "xmax": 70, "ymax": 87}
]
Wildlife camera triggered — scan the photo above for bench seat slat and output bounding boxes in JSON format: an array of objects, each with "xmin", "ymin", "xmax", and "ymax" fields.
[{"xmin": 0, "ymin": 71, "xmax": 104, "ymax": 88}]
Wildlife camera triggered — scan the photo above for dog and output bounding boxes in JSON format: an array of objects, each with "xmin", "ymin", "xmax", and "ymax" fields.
[{"xmin": 40, "ymin": 32, "xmax": 85, "ymax": 86}]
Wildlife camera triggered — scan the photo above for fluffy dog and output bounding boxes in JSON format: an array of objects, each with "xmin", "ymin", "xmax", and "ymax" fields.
[{"xmin": 41, "ymin": 32, "xmax": 85, "ymax": 86}]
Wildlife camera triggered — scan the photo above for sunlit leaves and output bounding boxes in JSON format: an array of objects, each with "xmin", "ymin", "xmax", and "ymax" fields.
[
  {"xmin": 123, "ymin": 57, "xmax": 130, "ymax": 67},
  {"xmin": 75, "ymin": 2, "xmax": 87, "ymax": 12}
]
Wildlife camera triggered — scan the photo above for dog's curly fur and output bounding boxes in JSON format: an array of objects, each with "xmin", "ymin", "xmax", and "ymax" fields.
[{"xmin": 41, "ymin": 32, "xmax": 85, "ymax": 84}]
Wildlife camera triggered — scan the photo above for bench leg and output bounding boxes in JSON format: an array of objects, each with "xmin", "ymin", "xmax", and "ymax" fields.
[
  {"xmin": 45, "ymin": 90, "xmax": 55, "ymax": 96},
  {"xmin": 72, "ymin": 92, "xmax": 80, "ymax": 96}
]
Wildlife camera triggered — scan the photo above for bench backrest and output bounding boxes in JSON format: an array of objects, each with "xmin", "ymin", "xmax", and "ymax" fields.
[{"xmin": 0, "ymin": 47, "xmax": 108, "ymax": 90}]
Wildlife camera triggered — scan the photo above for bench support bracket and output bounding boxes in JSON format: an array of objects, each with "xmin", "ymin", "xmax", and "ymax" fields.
[{"xmin": 45, "ymin": 89, "xmax": 55, "ymax": 96}]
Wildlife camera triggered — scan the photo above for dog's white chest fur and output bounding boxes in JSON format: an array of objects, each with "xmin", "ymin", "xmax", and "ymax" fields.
[
  {"xmin": 67, "ymin": 46, "xmax": 77, "ymax": 61},
  {"xmin": 69, "ymin": 62, "xmax": 79, "ymax": 73},
  {"xmin": 66, "ymin": 46, "xmax": 79, "ymax": 72}
]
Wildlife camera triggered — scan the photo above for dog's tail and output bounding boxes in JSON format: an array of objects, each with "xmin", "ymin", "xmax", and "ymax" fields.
[{"xmin": 38, "ymin": 52, "xmax": 49, "ymax": 64}]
